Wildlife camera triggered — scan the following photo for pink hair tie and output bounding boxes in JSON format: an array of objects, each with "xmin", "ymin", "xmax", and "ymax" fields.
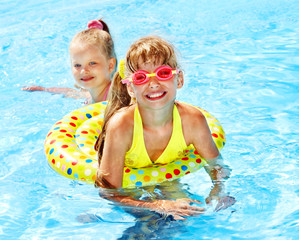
[{"xmin": 87, "ymin": 20, "xmax": 104, "ymax": 30}]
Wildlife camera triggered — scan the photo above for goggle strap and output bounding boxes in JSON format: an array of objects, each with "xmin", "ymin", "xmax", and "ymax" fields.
[{"xmin": 121, "ymin": 78, "xmax": 132, "ymax": 84}]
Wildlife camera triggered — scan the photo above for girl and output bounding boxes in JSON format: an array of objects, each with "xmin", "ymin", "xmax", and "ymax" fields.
[
  {"xmin": 22, "ymin": 19, "xmax": 116, "ymax": 104},
  {"xmin": 95, "ymin": 36, "xmax": 235, "ymax": 220}
]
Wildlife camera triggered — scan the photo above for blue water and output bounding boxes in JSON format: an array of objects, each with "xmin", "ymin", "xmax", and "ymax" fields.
[{"xmin": 1, "ymin": 0, "xmax": 298, "ymax": 239}]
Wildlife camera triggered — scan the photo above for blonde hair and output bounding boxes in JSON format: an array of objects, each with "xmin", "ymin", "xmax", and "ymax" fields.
[
  {"xmin": 126, "ymin": 36, "xmax": 179, "ymax": 74},
  {"xmin": 70, "ymin": 20, "xmax": 117, "ymax": 65},
  {"xmin": 95, "ymin": 36, "xmax": 179, "ymax": 162}
]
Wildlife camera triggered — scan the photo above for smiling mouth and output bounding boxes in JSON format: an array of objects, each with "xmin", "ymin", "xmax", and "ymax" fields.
[
  {"xmin": 146, "ymin": 91, "xmax": 167, "ymax": 100},
  {"xmin": 81, "ymin": 77, "xmax": 94, "ymax": 82}
]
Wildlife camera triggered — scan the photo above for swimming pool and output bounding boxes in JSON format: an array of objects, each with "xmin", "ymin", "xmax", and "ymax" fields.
[{"xmin": 0, "ymin": 0, "xmax": 298, "ymax": 239}]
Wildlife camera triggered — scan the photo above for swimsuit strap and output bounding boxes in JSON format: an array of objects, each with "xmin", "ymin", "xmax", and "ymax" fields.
[
  {"xmin": 124, "ymin": 106, "xmax": 153, "ymax": 168},
  {"xmin": 103, "ymin": 83, "xmax": 111, "ymax": 101}
]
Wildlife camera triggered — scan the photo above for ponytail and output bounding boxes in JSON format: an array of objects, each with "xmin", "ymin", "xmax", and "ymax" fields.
[
  {"xmin": 98, "ymin": 19, "xmax": 110, "ymax": 34},
  {"xmin": 94, "ymin": 71, "xmax": 131, "ymax": 161}
]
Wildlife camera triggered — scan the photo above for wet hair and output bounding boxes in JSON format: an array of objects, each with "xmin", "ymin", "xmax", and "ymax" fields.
[
  {"xmin": 94, "ymin": 36, "xmax": 179, "ymax": 174},
  {"xmin": 70, "ymin": 19, "xmax": 117, "ymax": 69}
]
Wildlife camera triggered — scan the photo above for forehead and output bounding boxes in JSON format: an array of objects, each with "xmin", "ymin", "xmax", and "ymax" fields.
[
  {"xmin": 137, "ymin": 57, "xmax": 164, "ymax": 71},
  {"xmin": 128, "ymin": 52, "xmax": 176, "ymax": 73},
  {"xmin": 70, "ymin": 41, "xmax": 100, "ymax": 53},
  {"xmin": 70, "ymin": 43, "xmax": 106, "ymax": 59}
]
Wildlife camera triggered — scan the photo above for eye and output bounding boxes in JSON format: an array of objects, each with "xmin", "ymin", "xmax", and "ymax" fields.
[
  {"xmin": 134, "ymin": 73, "xmax": 146, "ymax": 82},
  {"xmin": 74, "ymin": 64, "xmax": 81, "ymax": 68},
  {"xmin": 89, "ymin": 62, "xmax": 97, "ymax": 66},
  {"xmin": 157, "ymin": 69, "xmax": 171, "ymax": 78}
]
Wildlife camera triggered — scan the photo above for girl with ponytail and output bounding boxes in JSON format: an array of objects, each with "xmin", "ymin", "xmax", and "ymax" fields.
[
  {"xmin": 95, "ymin": 35, "xmax": 235, "ymax": 219},
  {"xmin": 22, "ymin": 19, "xmax": 117, "ymax": 104}
]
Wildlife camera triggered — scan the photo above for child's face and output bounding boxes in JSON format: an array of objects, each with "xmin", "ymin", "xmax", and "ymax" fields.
[
  {"xmin": 127, "ymin": 60, "xmax": 184, "ymax": 109},
  {"xmin": 70, "ymin": 43, "xmax": 114, "ymax": 90}
]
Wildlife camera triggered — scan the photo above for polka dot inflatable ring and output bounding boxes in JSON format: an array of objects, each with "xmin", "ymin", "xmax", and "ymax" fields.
[{"xmin": 44, "ymin": 101, "xmax": 226, "ymax": 188}]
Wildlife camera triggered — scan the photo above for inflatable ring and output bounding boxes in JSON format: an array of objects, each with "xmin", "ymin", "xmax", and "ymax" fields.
[{"xmin": 44, "ymin": 101, "xmax": 225, "ymax": 188}]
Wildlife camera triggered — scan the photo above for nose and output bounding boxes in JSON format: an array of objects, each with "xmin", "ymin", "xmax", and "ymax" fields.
[
  {"xmin": 81, "ymin": 65, "xmax": 90, "ymax": 74},
  {"xmin": 148, "ymin": 76, "xmax": 160, "ymax": 88}
]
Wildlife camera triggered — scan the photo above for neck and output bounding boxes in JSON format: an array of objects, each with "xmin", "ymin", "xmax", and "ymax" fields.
[
  {"xmin": 89, "ymin": 81, "xmax": 111, "ymax": 102},
  {"xmin": 137, "ymin": 101, "xmax": 175, "ymax": 128}
]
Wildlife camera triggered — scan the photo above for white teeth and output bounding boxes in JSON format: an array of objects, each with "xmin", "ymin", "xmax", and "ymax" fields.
[{"xmin": 148, "ymin": 92, "xmax": 164, "ymax": 98}]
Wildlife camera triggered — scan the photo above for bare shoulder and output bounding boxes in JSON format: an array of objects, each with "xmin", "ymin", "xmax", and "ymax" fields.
[
  {"xmin": 106, "ymin": 105, "xmax": 135, "ymax": 141},
  {"xmin": 176, "ymin": 101, "xmax": 211, "ymax": 145},
  {"xmin": 176, "ymin": 101, "xmax": 207, "ymax": 127},
  {"xmin": 176, "ymin": 101, "xmax": 219, "ymax": 159}
]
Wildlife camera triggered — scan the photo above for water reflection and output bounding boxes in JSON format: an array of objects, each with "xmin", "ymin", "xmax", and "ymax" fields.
[{"xmin": 100, "ymin": 180, "xmax": 204, "ymax": 239}]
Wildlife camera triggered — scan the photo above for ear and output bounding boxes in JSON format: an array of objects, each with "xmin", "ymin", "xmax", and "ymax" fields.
[
  {"xmin": 177, "ymin": 71, "xmax": 184, "ymax": 89},
  {"xmin": 108, "ymin": 58, "xmax": 116, "ymax": 74},
  {"xmin": 126, "ymin": 83, "xmax": 136, "ymax": 99}
]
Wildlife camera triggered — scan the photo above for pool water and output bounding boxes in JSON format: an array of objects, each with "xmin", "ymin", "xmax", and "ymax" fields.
[{"xmin": 0, "ymin": 0, "xmax": 298, "ymax": 239}]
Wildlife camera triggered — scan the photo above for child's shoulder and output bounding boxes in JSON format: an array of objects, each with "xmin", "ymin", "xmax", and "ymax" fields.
[
  {"xmin": 103, "ymin": 105, "xmax": 135, "ymax": 150},
  {"xmin": 108, "ymin": 105, "xmax": 135, "ymax": 131},
  {"xmin": 176, "ymin": 101, "xmax": 206, "ymax": 119},
  {"xmin": 176, "ymin": 101, "xmax": 208, "ymax": 130}
]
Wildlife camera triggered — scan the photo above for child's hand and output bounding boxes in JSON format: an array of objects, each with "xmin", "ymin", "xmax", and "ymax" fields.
[
  {"xmin": 209, "ymin": 165, "xmax": 231, "ymax": 181},
  {"xmin": 205, "ymin": 195, "xmax": 236, "ymax": 212},
  {"xmin": 153, "ymin": 198, "xmax": 205, "ymax": 220},
  {"xmin": 22, "ymin": 85, "xmax": 45, "ymax": 91}
]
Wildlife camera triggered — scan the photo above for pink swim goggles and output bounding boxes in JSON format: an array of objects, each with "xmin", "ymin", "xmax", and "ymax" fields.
[{"xmin": 121, "ymin": 66, "xmax": 179, "ymax": 85}]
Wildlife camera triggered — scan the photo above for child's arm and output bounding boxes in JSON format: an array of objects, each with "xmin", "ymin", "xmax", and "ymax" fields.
[
  {"xmin": 203, "ymin": 156, "xmax": 236, "ymax": 211},
  {"xmin": 188, "ymin": 108, "xmax": 236, "ymax": 211},
  {"xmin": 22, "ymin": 85, "xmax": 89, "ymax": 99}
]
